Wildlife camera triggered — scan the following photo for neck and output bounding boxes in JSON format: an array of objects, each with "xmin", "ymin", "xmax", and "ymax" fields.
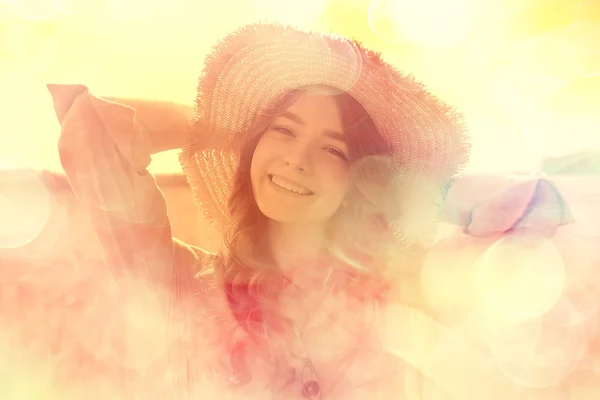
[{"xmin": 267, "ymin": 220, "xmax": 330, "ymax": 273}]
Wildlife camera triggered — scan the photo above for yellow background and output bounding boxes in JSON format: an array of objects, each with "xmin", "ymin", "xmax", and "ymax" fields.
[{"xmin": 1, "ymin": 0, "xmax": 599, "ymax": 174}]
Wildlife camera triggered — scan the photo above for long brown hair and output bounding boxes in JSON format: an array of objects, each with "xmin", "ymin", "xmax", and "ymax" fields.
[
  {"xmin": 214, "ymin": 85, "xmax": 416, "ymax": 382},
  {"xmin": 218, "ymin": 87, "xmax": 400, "ymax": 328}
]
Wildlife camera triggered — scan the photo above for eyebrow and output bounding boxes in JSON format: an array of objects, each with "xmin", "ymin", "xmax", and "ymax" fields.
[{"xmin": 278, "ymin": 111, "xmax": 347, "ymax": 143}]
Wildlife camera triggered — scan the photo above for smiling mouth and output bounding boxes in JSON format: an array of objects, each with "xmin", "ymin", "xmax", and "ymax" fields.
[{"xmin": 268, "ymin": 174, "xmax": 314, "ymax": 195}]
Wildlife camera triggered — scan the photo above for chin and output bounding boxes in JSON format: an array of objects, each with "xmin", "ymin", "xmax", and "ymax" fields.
[
  {"xmin": 258, "ymin": 207, "xmax": 309, "ymax": 224},
  {"xmin": 259, "ymin": 205, "xmax": 341, "ymax": 226}
]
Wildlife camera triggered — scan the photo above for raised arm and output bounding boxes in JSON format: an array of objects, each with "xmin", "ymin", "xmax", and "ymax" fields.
[{"xmin": 47, "ymin": 84, "xmax": 198, "ymax": 296}]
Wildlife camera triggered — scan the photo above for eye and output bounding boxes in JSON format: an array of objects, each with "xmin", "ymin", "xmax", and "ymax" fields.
[
  {"xmin": 324, "ymin": 147, "xmax": 348, "ymax": 160},
  {"xmin": 272, "ymin": 126, "xmax": 295, "ymax": 137}
]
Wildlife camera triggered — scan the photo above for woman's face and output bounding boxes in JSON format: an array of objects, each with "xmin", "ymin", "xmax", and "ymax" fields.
[{"xmin": 250, "ymin": 91, "xmax": 350, "ymax": 225}]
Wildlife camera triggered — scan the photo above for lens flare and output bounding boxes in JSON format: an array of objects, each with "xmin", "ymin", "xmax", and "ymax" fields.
[
  {"xmin": 488, "ymin": 295, "xmax": 590, "ymax": 388},
  {"xmin": 422, "ymin": 234, "xmax": 496, "ymax": 314},
  {"xmin": 368, "ymin": 0, "xmax": 476, "ymax": 46},
  {"xmin": 478, "ymin": 234, "xmax": 565, "ymax": 321},
  {"xmin": 0, "ymin": 168, "xmax": 50, "ymax": 249}
]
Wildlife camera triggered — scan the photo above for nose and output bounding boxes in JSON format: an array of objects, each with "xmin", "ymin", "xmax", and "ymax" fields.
[
  {"xmin": 282, "ymin": 143, "xmax": 311, "ymax": 172},
  {"xmin": 283, "ymin": 159, "xmax": 305, "ymax": 172}
]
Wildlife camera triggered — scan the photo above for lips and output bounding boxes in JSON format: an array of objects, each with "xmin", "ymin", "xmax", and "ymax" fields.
[{"xmin": 268, "ymin": 174, "xmax": 314, "ymax": 195}]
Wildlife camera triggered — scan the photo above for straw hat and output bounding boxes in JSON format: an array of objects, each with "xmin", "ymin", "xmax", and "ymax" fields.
[{"xmin": 180, "ymin": 23, "xmax": 470, "ymax": 245}]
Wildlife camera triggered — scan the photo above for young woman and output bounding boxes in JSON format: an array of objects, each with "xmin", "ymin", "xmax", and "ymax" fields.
[{"xmin": 48, "ymin": 23, "xmax": 470, "ymax": 399}]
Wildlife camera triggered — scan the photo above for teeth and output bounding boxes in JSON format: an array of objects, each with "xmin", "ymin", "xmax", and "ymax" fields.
[{"xmin": 270, "ymin": 175, "xmax": 311, "ymax": 195}]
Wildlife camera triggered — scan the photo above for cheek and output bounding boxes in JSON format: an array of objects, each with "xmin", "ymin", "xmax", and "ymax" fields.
[
  {"xmin": 319, "ymin": 161, "xmax": 350, "ymax": 195},
  {"xmin": 250, "ymin": 139, "xmax": 270, "ymax": 180}
]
